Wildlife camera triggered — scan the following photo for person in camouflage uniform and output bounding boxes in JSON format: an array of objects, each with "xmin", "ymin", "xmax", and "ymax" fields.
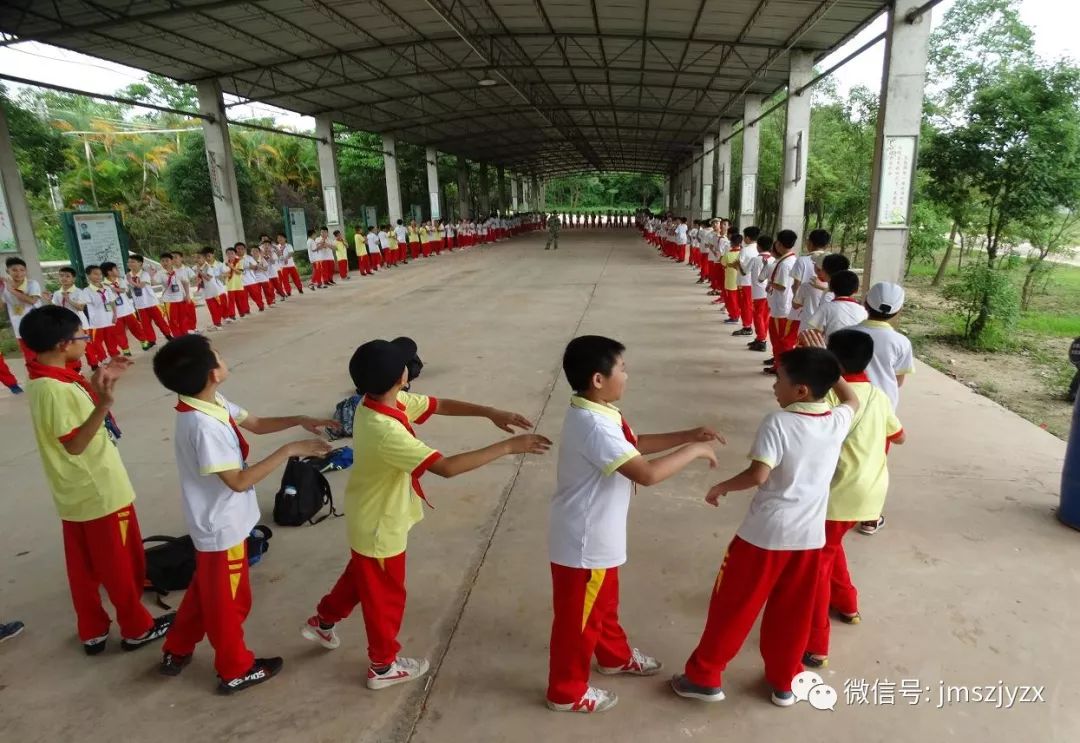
[{"xmin": 545, "ymin": 212, "xmax": 562, "ymax": 250}]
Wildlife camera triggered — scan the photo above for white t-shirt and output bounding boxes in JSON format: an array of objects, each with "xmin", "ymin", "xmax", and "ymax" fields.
[
  {"xmin": 252, "ymin": 257, "xmax": 269, "ymax": 283},
  {"xmin": 806, "ymin": 298, "xmax": 868, "ymax": 338},
  {"xmin": 160, "ymin": 269, "xmax": 187, "ymax": 303},
  {"xmin": 366, "ymin": 233, "xmax": 381, "ymax": 254},
  {"xmin": 737, "ymin": 245, "xmax": 756, "ymax": 286},
  {"xmin": 240, "ymin": 255, "xmax": 258, "ymax": 286},
  {"xmin": 377, "ymin": 231, "xmax": 390, "ymax": 250},
  {"xmin": 130, "ymin": 270, "xmax": 160, "ymax": 309},
  {"xmin": 793, "ymin": 280, "xmax": 826, "ymax": 322},
  {"xmin": 278, "ymin": 243, "xmax": 295, "ymax": 268},
  {"xmin": 2, "ymin": 279, "xmax": 43, "ymax": 338},
  {"xmin": 52, "ymin": 287, "xmax": 86, "ymax": 317},
  {"xmin": 198, "ymin": 263, "xmax": 225, "ymax": 299},
  {"xmin": 854, "ymin": 320, "xmax": 915, "ymax": 410},
  {"xmin": 675, "ymin": 223, "xmax": 689, "ymax": 246},
  {"xmin": 766, "ymin": 253, "xmax": 797, "ymax": 318},
  {"xmin": 80, "ymin": 284, "xmax": 117, "ymax": 329},
  {"xmin": 737, "ymin": 401, "xmax": 855, "ymax": 550},
  {"xmin": 174, "ymin": 393, "xmax": 259, "ymax": 552},
  {"xmin": 315, "ymin": 235, "xmax": 334, "ymax": 261},
  {"xmin": 394, "ymin": 225, "xmax": 408, "ymax": 243},
  {"xmin": 306, "ymin": 237, "xmax": 317, "ymax": 261},
  {"xmin": 749, "ymin": 254, "xmax": 772, "ymax": 300},
  {"xmin": 549, "ymin": 397, "xmax": 641, "ymax": 569},
  {"xmin": 106, "ymin": 278, "xmax": 136, "ymax": 318}
]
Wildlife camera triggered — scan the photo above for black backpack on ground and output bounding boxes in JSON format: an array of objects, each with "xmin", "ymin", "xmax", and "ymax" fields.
[
  {"xmin": 273, "ymin": 457, "xmax": 342, "ymax": 526},
  {"xmin": 143, "ymin": 528, "xmax": 274, "ymax": 608}
]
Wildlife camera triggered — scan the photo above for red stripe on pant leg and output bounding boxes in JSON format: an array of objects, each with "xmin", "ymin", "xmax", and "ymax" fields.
[
  {"xmin": 684, "ymin": 537, "xmax": 795, "ymax": 689},
  {"xmin": 80, "ymin": 505, "xmax": 155, "ymax": 639},
  {"xmin": 548, "ymin": 563, "xmax": 619, "ymax": 705},
  {"xmin": 758, "ymin": 547, "xmax": 820, "ymax": 692},
  {"xmin": 782, "ymin": 320, "xmax": 800, "ymax": 356},
  {"xmin": 317, "ymin": 551, "xmax": 406, "ymax": 666}
]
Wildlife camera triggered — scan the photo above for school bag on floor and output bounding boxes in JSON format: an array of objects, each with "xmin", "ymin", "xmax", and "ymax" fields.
[
  {"xmin": 273, "ymin": 457, "xmax": 342, "ymax": 526},
  {"xmin": 329, "ymin": 394, "xmax": 361, "ymax": 440},
  {"xmin": 143, "ymin": 527, "xmax": 273, "ymax": 607}
]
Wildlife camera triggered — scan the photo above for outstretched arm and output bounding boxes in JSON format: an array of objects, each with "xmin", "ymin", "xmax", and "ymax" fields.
[
  {"xmin": 616, "ymin": 442, "xmax": 717, "ymax": 487},
  {"xmin": 240, "ymin": 414, "xmax": 339, "ymax": 436},
  {"xmin": 705, "ymin": 461, "xmax": 772, "ymax": 505},
  {"xmin": 636, "ymin": 426, "xmax": 724, "ymax": 455},
  {"xmin": 435, "ymin": 398, "xmax": 534, "ymax": 433},
  {"xmin": 429, "ymin": 433, "xmax": 551, "ymax": 478}
]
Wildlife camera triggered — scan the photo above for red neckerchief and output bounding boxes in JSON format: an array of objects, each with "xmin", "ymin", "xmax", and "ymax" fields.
[
  {"xmin": 26, "ymin": 360, "xmax": 121, "ymax": 434},
  {"xmin": 175, "ymin": 399, "xmax": 250, "ymax": 462},
  {"xmin": 834, "ymin": 296, "xmax": 859, "ymax": 304},
  {"xmin": 621, "ymin": 417, "xmax": 638, "ymax": 446},
  {"xmin": 89, "ymin": 283, "xmax": 108, "ymax": 306},
  {"xmin": 842, "ymin": 372, "xmax": 871, "ymax": 384},
  {"xmin": 362, "ymin": 395, "xmax": 436, "ymax": 508},
  {"xmin": 770, "ymin": 252, "xmax": 795, "ymax": 281}
]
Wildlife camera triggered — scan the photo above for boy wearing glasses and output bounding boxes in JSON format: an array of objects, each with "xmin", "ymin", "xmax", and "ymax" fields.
[{"xmin": 20, "ymin": 305, "xmax": 174, "ymax": 656}]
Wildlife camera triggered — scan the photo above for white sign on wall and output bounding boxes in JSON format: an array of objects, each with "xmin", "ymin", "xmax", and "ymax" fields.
[
  {"xmin": 287, "ymin": 207, "xmax": 307, "ymax": 249},
  {"xmin": 877, "ymin": 135, "xmax": 917, "ymax": 228},
  {"xmin": 741, "ymin": 174, "xmax": 757, "ymax": 215},
  {"xmin": 429, "ymin": 191, "xmax": 441, "ymax": 220},
  {"xmin": 73, "ymin": 212, "xmax": 123, "ymax": 267},
  {"xmin": 323, "ymin": 185, "xmax": 339, "ymax": 226}
]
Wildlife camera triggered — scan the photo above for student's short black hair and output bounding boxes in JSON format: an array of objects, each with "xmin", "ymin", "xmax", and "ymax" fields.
[
  {"xmin": 20, "ymin": 305, "xmax": 84, "ymax": 352},
  {"xmin": 85, "ymin": 264, "xmax": 102, "ymax": 275},
  {"xmin": 307, "ymin": 229, "xmax": 316, "ymax": 237},
  {"xmin": 225, "ymin": 247, "xmax": 237, "ymax": 254},
  {"xmin": 320, "ymin": 225, "xmax": 328, "ymax": 231},
  {"xmin": 778, "ymin": 347, "xmax": 842, "ymax": 400},
  {"xmin": 333, "ymin": 229, "xmax": 342, "ymax": 236},
  {"xmin": 808, "ymin": 229, "xmax": 831, "ymax": 249},
  {"xmin": 776, "ymin": 229, "xmax": 798, "ymax": 250},
  {"xmin": 821, "ymin": 253, "xmax": 850, "ymax": 276},
  {"xmin": 6, "ymin": 256, "xmax": 27, "ymax": 269},
  {"xmin": 58, "ymin": 266, "xmax": 76, "ymax": 277},
  {"xmin": 731, "ymin": 234, "xmax": 743, "ymax": 246},
  {"xmin": 153, "ymin": 334, "xmax": 221, "ymax": 397},
  {"xmin": 276, "ymin": 232, "xmax": 286, "ymax": 239},
  {"xmin": 828, "ymin": 270, "xmax": 860, "ymax": 298},
  {"xmin": 563, "ymin": 335, "xmax": 626, "ymax": 394},
  {"xmin": 101, "ymin": 261, "xmax": 118, "ymax": 274},
  {"xmin": 129, "ymin": 253, "xmax": 145, "ymax": 264},
  {"xmin": 397, "ymin": 219, "xmax": 404, "ymax": 225},
  {"xmin": 756, "ymin": 234, "xmax": 774, "ymax": 253},
  {"xmin": 200, "ymin": 246, "xmax": 216, "ymax": 256},
  {"xmin": 234, "ymin": 242, "xmax": 246, "ymax": 249},
  {"xmin": 259, "ymin": 234, "xmax": 270, "ymax": 241},
  {"xmin": 865, "ymin": 306, "xmax": 898, "ymax": 321},
  {"xmin": 827, "ymin": 329, "xmax": 875, "ymax": 375}
]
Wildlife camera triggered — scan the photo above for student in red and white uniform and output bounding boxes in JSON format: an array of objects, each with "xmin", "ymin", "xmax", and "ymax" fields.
[
  {"xmin": 547, "ymin": 335, "xmax": 720, "ymax": 714},
  {"xmin": 51, "ymin": 267, "xmax": 91, "ymax": 372},
  {"xmin": 80, "ymin": 265, "xmax": 123, "ymax": 366},
  {"xmin": 128, "ymin": 254, "xmax": 172, "ymax": 345},
  {"xmin": 160, "ymin": 254, "xmax": 193, "ymax": 337},
  {"xmin": 101, "ymin": 261, "xmax": 147, "ymax": 353},
  {"xmin": 802, "ymin": 270, "xmax": 868, "ymax": 341},
  {"xmin": 276, "ymin": 233, "xmax": 302, "ymax": 296},
  {"xmin": 747, "ymin": 235, "xmax": 774, "ymax": 354},
  {"xmin": 316, "ymin": 227, "xmax": 336, "ymax": 286},
  {"xmin": 224, "ymin": 246, "xmax": 248, "ymax": 318},
  {"xmin": 195, "ymin": 248, "xmax": 227, "ymax": 330},
  {"xmin": 763, "ymin": 230, "xmax": 799, "ymax": 375},
  {"xmin": 734, "ymin": 227, "xmax": 758, "ymax": 338},
  {"xmin": 671, "ymin": 349, "xmax": 858, "ymax": 707},
  {"xmin": 251, "ymin": 245, "xmax": 276, "ymax": 308},
  {"xmin": 2, "ymin": 256, "xmax": 44, "ymax": 363},
  {"xmin": 238, "ymin": 244, "xmax": 265, "ymax": 313},
  {"xmin": 306, "ymin": 229, "xmax": 323, "ymax": 290}
]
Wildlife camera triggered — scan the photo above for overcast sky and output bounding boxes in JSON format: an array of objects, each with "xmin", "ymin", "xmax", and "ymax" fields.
[{"xmin": 0, "ymin": 0, "xmax": 1076, "ymax": 132}]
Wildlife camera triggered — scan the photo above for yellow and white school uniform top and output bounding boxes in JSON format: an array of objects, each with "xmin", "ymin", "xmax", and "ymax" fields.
[
  {"xmin": 2, "ymin": 279, "xmax": 42, "ymax": 338},
  {"xmin": 739, "ymin": 401, "xmax": 855, "ymax": 550},
  {"xmin": 805, "ymin": 297, "xmax": 868, "ymax": 338},
  {"xmin": 132, "ymin": 270, "xmax": 163, "ymax": 310},
  {"xmin": 854, "ymin": 320, "xmax": 915, "ymax": 410},
  {"xmin": 766, "ymin": 252, "xmax": 797, "ymax": 319},
  {"xmin": 549, "ymin": 396, "xmax": 641, "ymax": 570},
  {"xmin": 80, "ymin": 284, "xmax": 118, "ymax": 330}
]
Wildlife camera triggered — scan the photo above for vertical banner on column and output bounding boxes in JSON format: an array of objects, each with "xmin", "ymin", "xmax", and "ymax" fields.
[
  {"xmin": 411, "ymin": 205, "xmax": 423, "ymax": 224},
  {"xmin": 287, "ymin": 207, "xmax": 307, "ymax": 248},
  {"xmin": 876, "ymin": 135, "xmax": 917, "ymax": 229},
  {"xmin": 429, "ymin": 192, "xmax": 441, "ymax": 220},
  {"xmin": 702, "ymin": 185, "xmax": 713, "ymax": 215},
  {"xmin": 365, "ymin": 206, "xmax": 378, "ymax": 230},
  {"xmin": 323, "ymin": 185, "xmax": 339, "ymax": 227},
  {"xmin": 0, "ymin": 177, "xmax": 15, "ymax": 252},
  {"xmin": 741, "ymin": 174, "xmax": 757, "ymax": 215}
]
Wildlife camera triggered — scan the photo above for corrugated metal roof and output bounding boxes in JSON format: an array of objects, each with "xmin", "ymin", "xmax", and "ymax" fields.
[{"xmin": 0, "ymin": 0, "xmax": 887, "ymax": 175}]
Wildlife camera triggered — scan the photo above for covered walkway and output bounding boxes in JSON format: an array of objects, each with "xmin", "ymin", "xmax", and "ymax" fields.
[{"xmin": 0, "ymin": 230, "xmax": 1074, "ymax": 742}]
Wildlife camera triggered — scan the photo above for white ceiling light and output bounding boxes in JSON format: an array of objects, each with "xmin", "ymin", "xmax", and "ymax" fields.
[{"xmin": 478, "ymin": 71, "xmax": 498, "ymax": 86}]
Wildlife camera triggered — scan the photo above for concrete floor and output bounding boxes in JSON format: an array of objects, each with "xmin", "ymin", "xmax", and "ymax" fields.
[{"xmin": 0, "ymin": 229, "xmax": 1076, "ymax": 743}]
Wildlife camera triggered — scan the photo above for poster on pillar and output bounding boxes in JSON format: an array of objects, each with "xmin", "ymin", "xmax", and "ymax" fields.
[
  {"xmin": 741, "ymin": 175, "xmax": 757, "ymax": 215},
  {"xmin": 62, "ymin": 211, "xmax": 128, "ymax": 281},
  {"xmin": 365, "ymin": 206, "xmax": 378, "ymax": 230},
  {"xmin": 411, "ymin": 205, "xmax": 423, "ymax": 224},
  {"xmin": 702, "ymin": 185, "xmax": 713, "ymax": 215},
  {"xmin": 429, "ymin": 192, "xmax": 440, "ymax": 220},
  {"xmin": 285, "ymin": 207, "xmax": 307, "ymax": 249},
  {"xmin": 876, "ymin": 135, "xmax": 917, "ymax": 229},
  {"xmin": 0, "ymin": 178, "xmax": 15, "ymax": 252},
  {"xmin": 323, "ymin": 186, "xmax": 339, "ymax": 227}
]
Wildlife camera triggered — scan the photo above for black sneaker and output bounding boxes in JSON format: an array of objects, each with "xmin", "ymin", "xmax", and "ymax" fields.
[
  {"xmin": 83, "ymin": 633, "xmax": 108, "ymax": 656},
  {"xmin": 763, "ymin": 358, "xmax": 776, "ymax": 365},
  {"xmin": 748, "ymin": 340, "xmax": 768, "ymax": 352},
  {"xmin": 763, "ymin": 366, "xmax": 777, "ymax": 376},
  {"xmin": 732, "ymin": 327, "xmax": 753, "ymax": 336},
  {"xmin": 159, "ymin": 651, "xmax": 193, "ymax": 676},
  {"xmin": 121, "ymin": 612, "xmax": 175, "ymax": 651},
  {"xmin": 670, "ymin": 673, "xmax": 725, "ymax": 702},
  {"xmin": 802, "ymin": 651, "xmax": 828, "ymax": 669},
  {"xmin": 217, "ymin": 657, "xmax": 284, "ymax": 695}
]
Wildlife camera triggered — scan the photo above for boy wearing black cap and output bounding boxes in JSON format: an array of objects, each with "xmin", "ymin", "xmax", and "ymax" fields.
[{"xmin": 301, "ymin": 337, "xmax": 551, "ymax": 689}]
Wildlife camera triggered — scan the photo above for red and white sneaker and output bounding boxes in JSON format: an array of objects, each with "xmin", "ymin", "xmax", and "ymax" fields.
[
  {"xmin": 300, "ymin": 616, "xmax": 340, "ymax": 649},
  {"xmin": 366, "ymin": 656, "xmax": 429, "ymax": 690},
  {"xmin": 597, "ymin": 647, "xmax": 663, "ymax": 676},
  {"xmin": 546, "ymin": 686, "xmax": 619, "ymax": 713}
]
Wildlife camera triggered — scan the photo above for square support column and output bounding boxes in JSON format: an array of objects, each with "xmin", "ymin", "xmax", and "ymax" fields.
[
  {"xmin": 314, "ymin": 115, "xmax": 344, "ymax": 234},
  {"xmin": 739, "ymin": 95, "xmax": 763, "ymax": 231},
  {"xmin": 382, "ymin": 134, "xmax": 403, "ymax": 225},
  {"xmin": 478, "ymin": 164, "xmax": 491, "ymax": 215},
  {"xmin": 0, "ymin": 104, "xmax": 43, "ymax": 281},
  {"xmin": 715, "ymin": 119, "xmax": 734, "ymax": 219},
  {"xmin": 196, "ymin": 80, "xmax": 245, "ymax": 248},
  {"xmin": 456, "ymin": 156, "xmax": 471, "ymax": 220},
  {"xmin": 865, "ymin": 0, "xmax": 933, "ymax": 287},
  {"xmin": 511, "ymin": 174, "xmax": 519, "ymax": 212},
  {"xmin": 690, "ymin": 152, "xmax": 701, "ymax": 221},
  {"xmin": 496, "ymin": 165, "xmax": 507, "ymax": 214},
  {"xmin": 425, "ymin": 146, "xmax": 441, "ymax": 220},
  {"xmin": 779, "ymin": 51, "xmax": 814, "ymax": 243},
  {"xmin": 531, "ymin": 174, "xmax": 540, "ymax": 212},
  {"xmin": 700, "ymin": 135, "xmax": 715, "ymax": 220},
  {"xmin": 663, "ymin": 175, "xmax": 671, "ymax": 211}
]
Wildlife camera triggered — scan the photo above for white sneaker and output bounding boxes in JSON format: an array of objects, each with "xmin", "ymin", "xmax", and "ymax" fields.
[
  {"xmin": 597, "ymin": 647, "xmax": 662, "ymax": 676},
  {"xmin": 546, "ymin": 686, "xmax": 618, "ymax": 713},
  {"xmin": 366, "ymin": 656, "xmax": 429, "ymax": 690},
  {"xmin": 300, "ymin": 616, "xmax": 340, "ymax": 649}
]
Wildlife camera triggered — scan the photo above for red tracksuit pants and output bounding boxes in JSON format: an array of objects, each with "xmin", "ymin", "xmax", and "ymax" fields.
[
  {"xmin": 0, "ymin": 351, "xmax": 17, "ymax": 388},
  {"xmin": 205, "ymin": 295, "xmax": 225, "ymax": 327},
  {"xmin": 165, "ymin": 302, "xmax": 190, "ymax": 337},
  {"xmin": 260, "ymin": 281, "xmax": 275, "ymax": 306},
  {"xmin": 738, "ymin": 286, "xmax": 753, "ymax": 328},
  {"xmin": 753, "ymin": 298, "xmax": 771, "ymax": 341},
  {"xmin": 138, "ymin": 306, "xmax": 172, "ymax": 343},
  {"xmin": 229, "ymin": 289, "xmax": 250, "ymax": 317},
  {"xmin": 110, "ymin": 313, "xmax": 144, "ymax": 351},
  {"xmin": 337, "ymin": 259, "xmax": 349, "ymax": 279},
  {"xmin": 280, "ymin": 266, "xmax": 303, "ymax": 294},
  {"xmin": 806, "ymin": 521, "xmax": 859, "ymax": 657},
  {"xmin": 768, "ymin": 317, "xmax": 799, "ymax": 362},
  {"xmin": 709, "ymin": 263, "xmax": 723, "ymax": 291},
  {"xmin": 62, "ymin": 504, "xmax": 155, "ymax": 642},
  {"xmin": 163, "ymin": 541, "xmax": 255, "ymax": 682},
  {"xmin": 316, "ymin": 550, "xmax": 407, "ymax": 666},
  {"xmin": 683, "ymin": 536, "xmax": 820, "ymax": 692},
  {"xmin": 548, "ymin": 563, "xmax": 633, "ymax": 705},
  {"xmin": 87, "ymin": 326, "xmax": 120, "ymax": 366},
  {"xmin": 722, "ymin": 287, "xmax": 740, "ymax": 318},
  {"xmin": 244, "ymin": 284, "xmax": 265, "ymax": 311}
]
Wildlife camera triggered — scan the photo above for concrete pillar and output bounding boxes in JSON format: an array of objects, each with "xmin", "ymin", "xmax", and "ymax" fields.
[
  {"xmin": 531, "ymin": 174, "xmax": 540, "ymax": 212},
  {"xmin": 690, "ymin": 153, "xmax": 701, "ymax": 221},
  {"xmin": 663, "ymin": 175, "xmax": 671, "ymax": 211},
  {"xmin": 478, "ymin": 164, "xmax": 491, "ymax": 215},
  {"xmin": 700, "ymin": 135, "xmax": 715, "ymax": 220},
  {"xmin": 511, "ymin": 174, "xmax": 519, "ymax": 212},
  {"xmin": 539, "ymin": 179, "xmax": 547, "ymax": 211},
  {"xmin": 715, "ymin": 120, "xmax": 734, "ymax": 219},
  {"xmin": 0, "ymin": 104, "xmax": 43, "ymax": 281},
  {"xmin": 314, "ymin": 115, "xmax": 344, "ymax": 235},
  {"xmin": 456, "ymin": 156, "xmax": 471, "ymax": 220},
  {"xmin": 779, "ymin": 51, "xmax": 814, "ymax": 243},
  {"xmin": 866, "ymin": 0, "xmax": 933, "ymax": 287},
  {"xmin": 196, "ymin": 80, "xmax": 245, "ymax": 247},
  {"xmin": 497, "ymin": 165, "xmax": 507, "ymax": 214},
  {"xmin": 682, "ymin": 160, "xmax": 692, "ymax": 215},
  {"xmin": 739, "ymin": 95, "xmax": 763, "ymax": 231},
  {"xmin": 382, "ymin": 134, "xmax": 403, "ymax": 224},
  {"xmin": 425, "ymin": 146, "xmax": 441, "ymax": 220}
]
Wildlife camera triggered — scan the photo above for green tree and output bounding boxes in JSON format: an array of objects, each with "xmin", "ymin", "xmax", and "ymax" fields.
[{"xmin": 163, "ymin": 132, "xmax": 257, "ymax": 242}]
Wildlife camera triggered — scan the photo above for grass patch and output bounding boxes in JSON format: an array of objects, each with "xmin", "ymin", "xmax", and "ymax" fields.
[{"xmin": 1016, "ymin": 312, "xmax": 1080, "ymax": 337}]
